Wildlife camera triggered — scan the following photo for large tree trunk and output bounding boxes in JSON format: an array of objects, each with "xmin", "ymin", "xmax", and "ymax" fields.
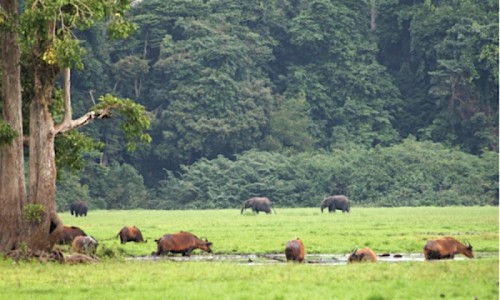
[
  {"xmin": 0, "ymin": 0, "xmax": 25, "ymax": 252},
  {"xmin": 24, "ymin": 65, "xmax": 63, "ymax": 251}
]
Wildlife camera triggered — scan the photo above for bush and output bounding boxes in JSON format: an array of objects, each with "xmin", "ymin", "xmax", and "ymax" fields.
[
  {"xmin": 56, "ymin": 172, "xmax": 90, "ymax": 211},
  {"xmin": 153, "ymin": 139, "xmax": 498, "ymax": 208},
  {"xmin": 78, "ymin": 161, "xmax": 148, "ymax": 209}
]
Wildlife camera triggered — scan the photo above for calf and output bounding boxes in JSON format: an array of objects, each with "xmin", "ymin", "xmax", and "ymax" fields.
[{"xmin": 72, "ymin": 236, "xmax": 98, "ymax": 256}]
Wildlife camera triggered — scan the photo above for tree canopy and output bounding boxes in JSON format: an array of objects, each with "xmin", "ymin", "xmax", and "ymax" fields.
[{"xmin": 2, "ymin": 0, "xmax": 498, "ymax": 215}]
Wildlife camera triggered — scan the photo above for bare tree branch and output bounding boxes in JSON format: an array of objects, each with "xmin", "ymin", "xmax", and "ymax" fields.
[{"xmin": 54, "ymin": 106, "xmax": 115, "ymax": 135}]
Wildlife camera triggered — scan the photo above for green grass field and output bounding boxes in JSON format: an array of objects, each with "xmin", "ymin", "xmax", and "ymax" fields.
[{"xmin": 0, "ymin": 207, "xmax": 498, "ymax": 299}]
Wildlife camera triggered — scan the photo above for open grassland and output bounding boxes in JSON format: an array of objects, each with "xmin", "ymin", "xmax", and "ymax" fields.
[
  {"xmin": 0, "ymin": 207, "xmax": 498, "ymax": 299},
  {"xmin": 60, "ymin": 206, "xmax": 498, "ymax": 255}
]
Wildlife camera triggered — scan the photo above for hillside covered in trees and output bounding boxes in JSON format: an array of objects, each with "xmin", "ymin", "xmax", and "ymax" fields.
[{"xmin": 55, "ymin": 0, "xmax": 498, "ymax": 209}]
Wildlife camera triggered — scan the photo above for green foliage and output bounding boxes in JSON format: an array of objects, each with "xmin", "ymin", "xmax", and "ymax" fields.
[
  {"xmin": 343, "ymin": 138, "xmax": 498, "ymax": 206},
  {"xmin": 56, "ymin": 171, "xmax": 90, "ymax": 211},
  {"xmin": 0, "ymin": 120, "xmax": 18, "ymax": 146},
  {"xmin": 55, "ymin": 131, "xmax": 103, "ymax": 174},
  {"xmin": 278, "ymin": 0, "xmax": 402, "ymax": 149},
  {"xmin": 79, "ymin": 161, "xmax": 148, "ymax": 209},
  {"xmin": 113, "ymin": 55, "xmax": 149, "ymax": 83},
  {"xmin": 57, "ymin": 0, "xmax": 498, "ymax": 202},
  {"xmin": 261, "ymin": 93, "xmax": 317, "ymax": 152},
  {"xmin": 145, "ymin": 12, "xmax": 275, "ymax": 165},
  {"xmin": 94, "ymin": 94, "xmax": 151, "ymax": 151},
  {"xmin": 22, "ymin": 204, "xmax": 45, "ymax": 224},
  {"xmin": 21, "ymin": 0, "xmax": 137, "ymax": 69},
  {"xmin": 155, "ymin": 140, "xmax": 497, "ymax": 209},
  {"xmin": 376, "ymin": 0, "xmax": 498, "ymax": 154}
]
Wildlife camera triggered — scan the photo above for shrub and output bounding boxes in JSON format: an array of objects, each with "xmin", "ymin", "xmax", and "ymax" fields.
[{"xmin": 153, "ymin": 139, "xmax": 498, "ymax": 208}]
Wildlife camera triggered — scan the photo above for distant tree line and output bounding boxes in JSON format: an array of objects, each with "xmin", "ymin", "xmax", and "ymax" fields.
[
  {"xmin": 56, "ymin": 0, "xmax": 498, "ymax": 209},
  {"xmin": 57, "ymin": 138, "xmax": 498, "ymax": 209}
]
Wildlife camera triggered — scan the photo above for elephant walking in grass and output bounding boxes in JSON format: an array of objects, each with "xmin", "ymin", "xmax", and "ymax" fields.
[
  {"xmin": 320, "ymin": 195, "xmax": 350, "ymax": 213},
  {"xmin": 241, "ymin": 197, "xmax": 276, "ymax": 214}
]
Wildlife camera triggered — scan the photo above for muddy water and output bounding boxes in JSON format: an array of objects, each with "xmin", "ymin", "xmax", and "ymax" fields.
[{"xmin": 125, "ymin": 252, "xmax": 497, "ymax": 265}]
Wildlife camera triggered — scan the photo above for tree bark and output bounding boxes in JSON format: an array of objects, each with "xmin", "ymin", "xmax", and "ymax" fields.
[
  {"xmin": 0, "ymin": 0, "xmax": 25, "ymax": 252},
  {"xmin": 25, "ymin": 63, "xmax": 64, "ymax": 251},
  {"xmin": 370, "ymin": 0, "xmax": 377, "ymax": 31}
]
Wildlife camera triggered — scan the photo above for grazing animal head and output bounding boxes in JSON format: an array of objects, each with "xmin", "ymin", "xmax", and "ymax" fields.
[
  {"xmin": 462, "ymin": 242, "xmax": 474, "ymax": 258},
  {"xmin": 199, "ymin": 238, "xmax": 213, "ymax": 253}
]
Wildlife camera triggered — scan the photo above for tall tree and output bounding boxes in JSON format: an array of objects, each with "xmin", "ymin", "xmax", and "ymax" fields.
[
  {"xmin": 375, "ymin": 0, "xmax": 498, "ymax": 153},
  {"xmin": 0, "ymin": 0, "xmax": 25, "ymax": 251},
  {"xmin": 0, "ymin": 0, "xmax": 150, "ymax": 253},
  {"xmin": 276, "ymin": 0, "xmax": 401, "ymax": 149}
]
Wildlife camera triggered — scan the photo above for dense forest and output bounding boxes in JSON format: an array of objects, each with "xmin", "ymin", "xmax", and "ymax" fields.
[{"xmin": 49, "ymin": 0, "xmax": 497, "ymax": 209}]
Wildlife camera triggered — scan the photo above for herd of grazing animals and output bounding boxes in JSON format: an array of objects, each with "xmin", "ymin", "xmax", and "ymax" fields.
[{"xmin": 62, "ymin": 197, "xmax": 474, "ymax": 263}]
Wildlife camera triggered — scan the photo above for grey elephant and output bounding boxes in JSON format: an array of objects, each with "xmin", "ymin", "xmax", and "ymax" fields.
[
  {"xmin": 320, "ymin": 195, "xmax": 350, "ymax": 213},
  {"xmin": 240, "ymin": 197, "xmax": 276, "ymax": 214}
]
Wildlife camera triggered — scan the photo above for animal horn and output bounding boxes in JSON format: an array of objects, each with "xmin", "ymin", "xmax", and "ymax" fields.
[{"xmin": 351, "ymin": 248, "xmax": 357, "ymax": 254}]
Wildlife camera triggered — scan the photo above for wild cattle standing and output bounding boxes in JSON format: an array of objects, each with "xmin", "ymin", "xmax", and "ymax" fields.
[
  {"xmin": 241, "ymin": 197, "xmax": 276, "ymax": 214},
  {"xmin": 117, "ymin": 226, "xmax": 146, "ymax": 244},
  {"xmin": 72, "ymin": 236, "xmax": 98, "ymax": 256},
  {"xmin": 70, "ymin": 201, "xmax": 88, "ymax": 217},
  {"xmin": 320, "ymin": 195, "xmax": 350, "ymax": 213},
  {"xmin": 348, "ymin": 247, "xmax": 378, "ymax": 263},
  {"xmin": 57, "ymin": 226, "xmax": 87, "ymax": 245},
  {"xmin": 155, "ymin": 232, "xmax": 212, "ymax": 256},
  {"xmin": 285, "ymin": 238, "xmax": 306, "ymax": 263},
  {"xmin": 423, "ymin": 237, "xmax": 473, "ymax": 260}
]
